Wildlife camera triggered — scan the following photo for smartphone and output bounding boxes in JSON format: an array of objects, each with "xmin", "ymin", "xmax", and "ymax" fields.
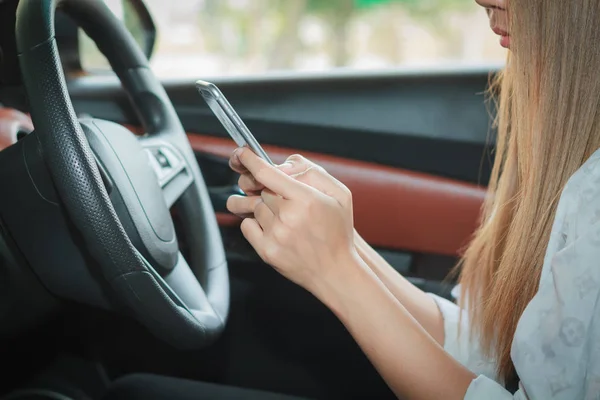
[{"xmin": 195, "ymin": 80, "xmax": 274, "ymax": 165}]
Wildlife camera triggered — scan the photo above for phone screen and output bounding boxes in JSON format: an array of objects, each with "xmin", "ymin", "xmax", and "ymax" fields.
[{"xmin": 196, "ymin": 80, "xmax": 274, "ymax": 165}]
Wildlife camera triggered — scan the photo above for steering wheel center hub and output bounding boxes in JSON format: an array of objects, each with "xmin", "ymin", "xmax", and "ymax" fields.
[{"xmin": 81, "ymin": 119, "xmax": 181, "ymax": 271}]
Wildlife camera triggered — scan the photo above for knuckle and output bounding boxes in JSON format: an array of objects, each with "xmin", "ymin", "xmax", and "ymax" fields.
[
  {"xmin": 341, "ymin": 185, "xmax": 353, "ymax": 204},
  {"xmin": 262, "ymin": 244, "xmax": 279, "ymax": 265},
  {"xmin": 272, "ymin": 223, "xmax": 292, "ymax": 243},
  {"xmin": 304, "ymin": 195, "xmax": 319, "ymax": 212},
  {"xmin": 278, "ymin": 210, "xmax": 297, "ymax": 227}
]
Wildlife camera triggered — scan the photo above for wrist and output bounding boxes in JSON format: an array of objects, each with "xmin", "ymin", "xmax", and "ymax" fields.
[{"xmin": 311, "ymin": 249, "xmax": 373, "ymax": 317}]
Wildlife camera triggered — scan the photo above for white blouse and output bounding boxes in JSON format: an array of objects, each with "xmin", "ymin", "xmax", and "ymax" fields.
[{"xmin": 429, "ymin": 149, "xmax": 600, "ymax": 399}]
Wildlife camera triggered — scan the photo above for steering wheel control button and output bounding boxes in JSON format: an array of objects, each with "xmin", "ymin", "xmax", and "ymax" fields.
[
  {"xmin": 146, "ymin": 149, "xmax": 168, "ymax": 181},
  {"xmin": 144, "ymin": 144, "xmax": 186, "ymax": 188},
  {"xmin": 158, "ymin": 146, "xmax": 181, "ymax": 169},
  {"xmin": 154, "ymin": 149, "xmax": 170, "ymax": 168}
]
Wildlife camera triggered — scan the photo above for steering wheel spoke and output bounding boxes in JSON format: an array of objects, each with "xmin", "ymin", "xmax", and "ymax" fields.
[{"xmin": 139, "ymin": 137, "xmax": 194, "ymax": 208}]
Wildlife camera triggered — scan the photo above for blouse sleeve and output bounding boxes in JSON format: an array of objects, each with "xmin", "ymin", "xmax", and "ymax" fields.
[{"xmin": 427, "ymin": 292, "xmax": 499, "ymax": 381}]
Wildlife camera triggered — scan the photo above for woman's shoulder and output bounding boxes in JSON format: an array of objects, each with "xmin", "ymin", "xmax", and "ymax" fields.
[
  {"xmin": 562, "ymin": 148, "xmax": 600, "ymax": 202},
  {"xmin": 530, "ymin": 148, "xmax": 600, "ymax": 319},
  {"xmin": 559, "ymin": 148, "xmax": 600, "ymax": 241}
]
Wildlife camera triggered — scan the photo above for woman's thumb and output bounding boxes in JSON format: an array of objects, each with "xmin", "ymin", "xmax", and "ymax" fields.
[{"xmin": 277, "ymin": 155, "xmax": 312, "ymax": 176}]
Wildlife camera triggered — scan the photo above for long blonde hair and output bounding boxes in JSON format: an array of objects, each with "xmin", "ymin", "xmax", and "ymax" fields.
[{"xmin": 458, "ymin": 0, "xmax": 600, "ymax": 382}]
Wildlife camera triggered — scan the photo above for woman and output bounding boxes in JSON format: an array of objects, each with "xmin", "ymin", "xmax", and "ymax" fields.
[{"xmin": 227, "ymin": 0, "xmax": 600, "ymax": 398}]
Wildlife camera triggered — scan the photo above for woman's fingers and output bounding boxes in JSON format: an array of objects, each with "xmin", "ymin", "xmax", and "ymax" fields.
[
  {"xmin": 239, "ymin": 163, "xmax": 301, "ymax": 195},
  {"xmin": 238, "ymin": 173, "xmax": 263, "ymax": 195},
  {"xmin": 254, "ymin": 200, "xmax": 275, "ymax": 230},
  {"xmin": 234, "ymin": 150, "xmax": 309, "ymax": 194},
  {"xmin": 237, "ymin": 148, "xmax": 307, "ymax": 199},
  {"xmin": 240, "ymin": 218, "xmax": 265, "ymax": 250},
  {"xmin": 261, "ymin": 189, "xmax": 283, "ymax": 215},
  {"xmin": 281, "ymin": 154, "xmax": 314, "ymax": 175},
  {"xmin": 229, "ymin": 148, "xmax": 247, "ymax": 174},
  {"xmin": 226, "ymin": 194, "xmax": 262, "ymax": 216},
  {"xmin": 232, "ymin": 150, "xmax": 352, "ymax": 219},
  {"xmin": 279, "ymin": 158, "xmax": 309, "ymax": 175},
  {"xmin": 230, "ymin": 146, "xmax": 311, "ymax": 177},
  {"xmin": 293, "ymin": 165, "xmax": 351, "ymax": 208},
  {"xmin": 284, "ymin": 154, "xmax": 347, "ymax": 200}
]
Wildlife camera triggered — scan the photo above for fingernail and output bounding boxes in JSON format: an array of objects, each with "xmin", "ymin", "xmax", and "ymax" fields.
[
  {"xmin": 234, "ymin": 148, "xmax": 246, "ymax": 165},
  {"xmin": 279, "ymin": 162, "xmax": 293, "ymax": 170}
]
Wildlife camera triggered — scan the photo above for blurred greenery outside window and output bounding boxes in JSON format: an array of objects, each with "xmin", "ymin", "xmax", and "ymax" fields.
[{"xmin": 80, "ymin": 0, "xmax": 507, "ymax": 78}]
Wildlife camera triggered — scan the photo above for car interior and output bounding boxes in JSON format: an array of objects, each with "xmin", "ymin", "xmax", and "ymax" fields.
[{"xmin": 0, "ymin": 0, "xmax": 498, "ymax": 399}]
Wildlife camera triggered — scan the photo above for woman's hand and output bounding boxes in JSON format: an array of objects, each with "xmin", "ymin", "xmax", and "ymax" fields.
[
  {"xmin": 228, "ymin": 147, "xmax": 347, "ymax": 216},
  {"xmin": 227, "ymin": 147, "xmax": 309, "ymax": 219},
  {"xmin": 226, "ymin": 148, "xmax": 358, "ymax": 296}
]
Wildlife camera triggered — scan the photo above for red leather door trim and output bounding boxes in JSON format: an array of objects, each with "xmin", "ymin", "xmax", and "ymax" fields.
[{"xmin": 187, "ymin": 133, "xmax": 485, "ymax": 257}]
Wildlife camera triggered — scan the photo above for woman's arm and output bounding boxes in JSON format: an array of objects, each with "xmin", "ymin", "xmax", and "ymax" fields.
[
  {"xmin": 353, "ymin": 230, "xmax": 445, "ymax": 344},
  {"xmin": 227, "ymin": 149, "xmax": 522, "ymax": 399},
  {"xmin": 315, "ymin": 250, "xmax": 476, "ymax": 400},
  {"xmin": 354, "ymin": 228, "xmax": 499, "ymax": 382}
]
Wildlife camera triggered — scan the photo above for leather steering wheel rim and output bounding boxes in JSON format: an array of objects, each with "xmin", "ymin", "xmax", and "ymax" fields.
[{"xmin": 14, "ymin": 0, "xmax": 229, "ymax": 348}]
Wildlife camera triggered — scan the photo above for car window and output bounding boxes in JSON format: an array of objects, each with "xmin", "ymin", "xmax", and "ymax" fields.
[{"xmin": 81, "ymin": 0, "xmax": 507, "ymax": 78}]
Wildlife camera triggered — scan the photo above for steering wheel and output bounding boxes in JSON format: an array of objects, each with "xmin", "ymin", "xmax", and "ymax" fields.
[{"xmin": 2, "ymin": 0, "xmax": 229, "ymax": 348}]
